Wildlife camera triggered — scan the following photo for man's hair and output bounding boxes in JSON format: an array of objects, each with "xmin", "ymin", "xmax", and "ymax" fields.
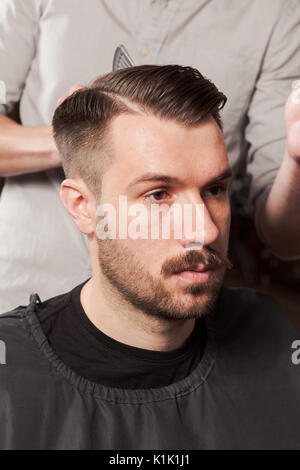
[{"xmin": 52, "ymin": 65, "xmax": 227, "ymax": 198}]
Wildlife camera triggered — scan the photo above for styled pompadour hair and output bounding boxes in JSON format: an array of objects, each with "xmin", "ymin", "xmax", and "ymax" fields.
[{"xmin": 52, "ymin": 64, "xmax": 227, "ymax": 198}]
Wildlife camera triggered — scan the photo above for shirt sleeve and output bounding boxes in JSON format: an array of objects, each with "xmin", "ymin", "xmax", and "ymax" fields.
[
  {"xmin": 245, "ymin": 0, "xmax": 300, "ymax": 248},
  {"xmin": 0, "ymin": 0, "xmax": 40, "ymax": 115}
]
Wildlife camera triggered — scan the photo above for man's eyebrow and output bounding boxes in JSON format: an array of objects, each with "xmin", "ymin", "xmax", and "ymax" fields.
[
  {"xmin": 127, "ymin": 167, "xmax": 233, "ymax": 189},
  {"xmin": 127, "ymin": 174, "xmax": 181, "ymax": 189},
  {"xmin": 205, "ymin": 167, "xmax": 233, "ymax": 185}
]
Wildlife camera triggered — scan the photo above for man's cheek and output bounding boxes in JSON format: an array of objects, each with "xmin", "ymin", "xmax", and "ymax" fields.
[{"xmin": 127, "ymin": 203, "xmax": 150, "ymax": 240}]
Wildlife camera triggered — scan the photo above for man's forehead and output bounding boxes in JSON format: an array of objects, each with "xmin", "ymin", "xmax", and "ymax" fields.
[
  {"xmin": 106, "ymin": 112, "xmax": 228, "ymax": 186},
  {"xmin": 125, "ymin": 167, "xmax": 233, "ymax": 192},
  {"xmin": 109, "ymin": 113, "xmax": 225, "ymax": 160}
]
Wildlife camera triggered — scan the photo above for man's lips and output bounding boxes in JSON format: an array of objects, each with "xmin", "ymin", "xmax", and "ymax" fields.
[
  {"xmin": 174, "ymin": 263, "xmax": 216, "ymax": 273},
  {"xmin": 172, "ymin": 264, "xmax": 219, "ymax": 283}
]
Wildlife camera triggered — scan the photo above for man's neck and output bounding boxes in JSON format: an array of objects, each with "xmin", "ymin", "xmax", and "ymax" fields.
[{"xmin": 80, "ymin": 276, "xmax": 196, "ymax": 352}]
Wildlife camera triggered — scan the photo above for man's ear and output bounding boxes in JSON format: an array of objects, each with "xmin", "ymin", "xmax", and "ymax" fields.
[{"xmin": 60, "ymin": 178, "xmax": 97, "ymax": 235}]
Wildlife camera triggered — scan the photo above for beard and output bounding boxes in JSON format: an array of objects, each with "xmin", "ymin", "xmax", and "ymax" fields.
[{"xmin": 97, "ymin": 239, "xmax": 233, "ymax": 321}]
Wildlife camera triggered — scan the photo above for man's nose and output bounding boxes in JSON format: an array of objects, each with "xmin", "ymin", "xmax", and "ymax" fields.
[{"xmin": 175, "ymin": 194, "xmax": 219, "ymax": 248}]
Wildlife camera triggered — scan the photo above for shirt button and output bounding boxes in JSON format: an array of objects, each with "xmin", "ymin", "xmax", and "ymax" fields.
[{"xmin": 141, "ymin": 47, "xmax": 150, "ymax": 56}]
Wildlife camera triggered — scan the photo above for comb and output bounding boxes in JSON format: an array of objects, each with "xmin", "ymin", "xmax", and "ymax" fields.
[{"xmin": 113, "ymin": 45, "xmax": 135, "ymax": 71}]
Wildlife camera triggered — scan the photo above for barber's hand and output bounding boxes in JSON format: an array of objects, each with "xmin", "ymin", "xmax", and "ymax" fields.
[
  {"xmin": 57, "ymin": 84, "xmax": 86, "ymax": 106},
  {"xmin": 285, "ymin": 82, "xmax": 300, "ymax": 164}
]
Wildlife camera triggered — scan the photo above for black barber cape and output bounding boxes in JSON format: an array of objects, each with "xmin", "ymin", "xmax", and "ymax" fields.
[
  {"xmin": 0, "ymin": 282, "xmax": 299, "ymax": 450},
  {"xmin": 40, "ymin": 282, "xmax": 207, "ymax": 390}
]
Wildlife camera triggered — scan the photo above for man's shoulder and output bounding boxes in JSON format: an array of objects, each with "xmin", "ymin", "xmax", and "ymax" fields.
[
  {"xmin": 219, "ymin": 285, "xmax": 290, "ymax": 320},
  {"xmin": 0, "ymin": 287, "xmax": 73, "ymax": 365},
  {"xmin": 0, "ymin": 288, "xmax": 70, "ymax": 328},
  {"xmin": 0, "ymin": 303, "xmax": 39, "ymax": 381},
  {"xmin": 220, "ymin": 285, "xmax": 282, "ymax": 309},
  {"xmin": 0, "ymin": 304, "xmax": 28, "ymax": 340},
  {"xmin": 217, "ymin": 286, "xmax": 300, "ymax": 345}
]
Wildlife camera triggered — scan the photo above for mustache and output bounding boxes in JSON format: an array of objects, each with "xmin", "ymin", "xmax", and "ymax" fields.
[{"xmin": 161, "ymin": 248, "xmax": 233, "ymax": 277}]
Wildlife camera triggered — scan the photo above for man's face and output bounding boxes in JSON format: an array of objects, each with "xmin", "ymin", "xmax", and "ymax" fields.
[{"xmin": 96, "ymin": 113, "xmax": 232, "ymax": 320}]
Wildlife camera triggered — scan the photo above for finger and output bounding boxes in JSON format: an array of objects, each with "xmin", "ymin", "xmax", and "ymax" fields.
[
  {"xmin": 68, "ymin": 84, "xmax": 85, "ymax": 94},
  {"xmin": 57, "ymin": 84, "xmax": 87, "ymax": 106}
]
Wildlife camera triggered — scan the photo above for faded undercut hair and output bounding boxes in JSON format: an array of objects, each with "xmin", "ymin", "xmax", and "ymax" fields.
[{"xmin": 52, "ymin": 65, "xmax": 227, "ymax": 199}]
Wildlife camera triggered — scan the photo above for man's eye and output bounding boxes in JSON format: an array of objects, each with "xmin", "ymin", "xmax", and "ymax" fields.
[
  {"xmin": 146, "ymin": 190, "xmax": 170, "ymax": 202},
  {"xmin": 204, "ymin": 184, "xmax": 226, "ymax": 197}
]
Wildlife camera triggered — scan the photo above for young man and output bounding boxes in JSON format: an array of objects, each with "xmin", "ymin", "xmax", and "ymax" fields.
[
  {"xmin": 0, "ymin": 0, "xmax": 300, "ymax": 313},
  {"xmin": 0, "ymin": 66, "xmax": 299, "ymax": 450}
]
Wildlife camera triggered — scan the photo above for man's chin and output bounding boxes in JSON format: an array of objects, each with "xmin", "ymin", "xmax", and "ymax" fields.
[
  {"xmin": 160, "ymin": 274, "xmax": 224, "ymax": 319},
  {"xmin": 171, "ymin": 292, "xmax": 219, "ymax": 319}
]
